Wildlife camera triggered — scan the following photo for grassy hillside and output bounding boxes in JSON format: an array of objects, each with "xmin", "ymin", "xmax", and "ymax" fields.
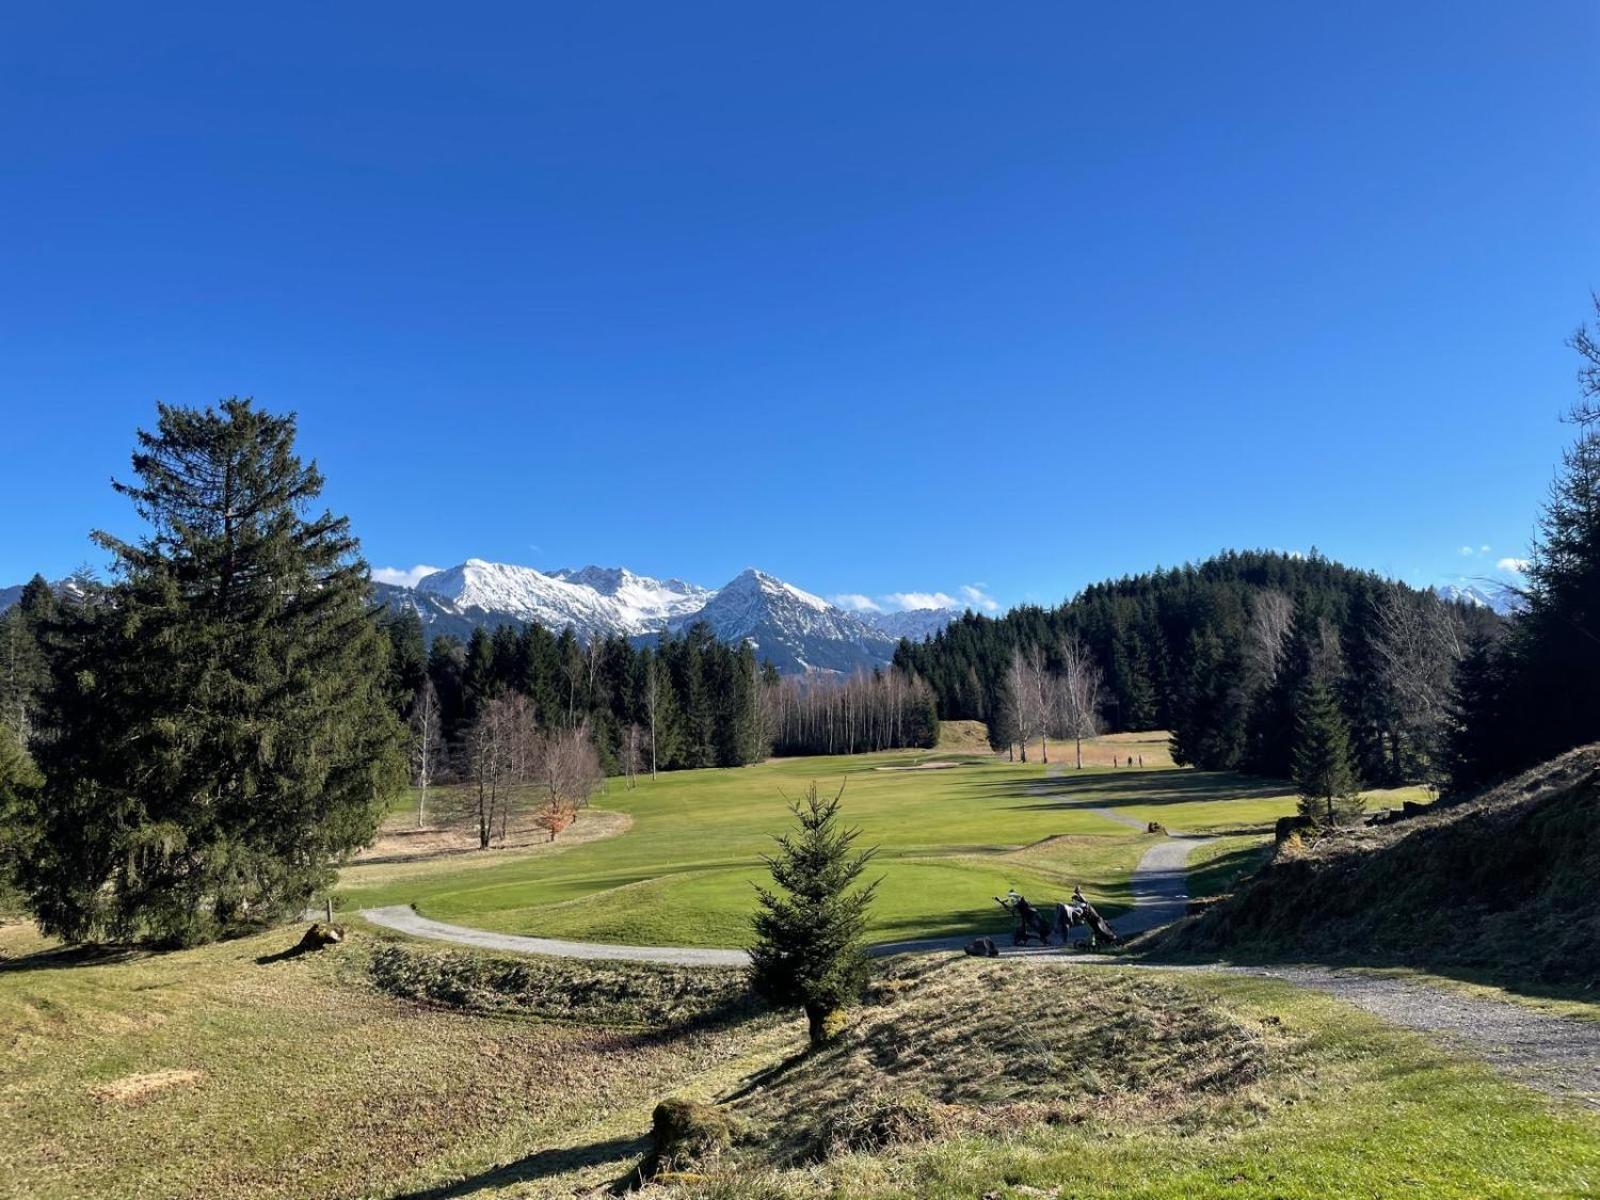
[
  {"xmin": 337, "ymin": 740, "xmax": 1421, "ymax": 948},
  {"xmin": 1164, "ymin": 745, "xmax": 1600, "ymax": 993},
  {"xmin": 5, "ymin": 923, "xmax": 1595, "ymax": 1198}
]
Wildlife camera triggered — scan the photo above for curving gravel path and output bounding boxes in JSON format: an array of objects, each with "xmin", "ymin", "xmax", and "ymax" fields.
[
  {"xmin": 360, "ymin": 828, "xmax": 1217, "ymax": 963},
  {"xmin": 361, "ymin": 906, "xmax": 752, "ymax": 967}
]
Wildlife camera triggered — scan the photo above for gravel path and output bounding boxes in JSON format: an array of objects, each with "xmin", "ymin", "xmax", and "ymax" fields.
[
  {"xmin": 1251, "ymin": 965, "xmax": 1600, "ymax": 1104},
  {"xmin": 359, "ymin": 826, "xmax": 1214, "ymax": 961},
  {"xmin": 361, "ymin": 906, "xmax": 752, "ymax": 967}
]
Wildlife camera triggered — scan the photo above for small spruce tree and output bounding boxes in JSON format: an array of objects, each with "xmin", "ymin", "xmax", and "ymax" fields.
[
  {"xmin": 750, "ymin": 783, "xmax": 878, "ymax": 1047},
  {"xmin": 1292, "ymin": 674, "xmax": 1364, "ymax": 826}
]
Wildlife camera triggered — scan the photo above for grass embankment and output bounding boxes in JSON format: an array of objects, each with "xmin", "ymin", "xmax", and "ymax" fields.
[
  {"xmin": 339, "ymin": 733, "xmax": 1417, "ymax": 949},
  {"xmin": 4, "ymin": 923, "xmax": 1596, "ymax": 1198},
  {"xmin": 637, "ymin": 957, "xmax": 1600, "ymax": 1199},
  {"xmin": 1164, "ymin": 744, "xmax": 1600, "ymax": 997}
]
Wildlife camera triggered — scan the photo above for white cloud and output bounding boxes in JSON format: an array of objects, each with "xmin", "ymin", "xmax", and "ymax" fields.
[
  {"xmin": 883, "ymin": 591, "xmax": 960, "ymax": 611},
  {"xmin": 1458, "ymin": 544, "xmax": 1494, "ymax": 558},
  {"xmin": 1481, "ymin": 544, "xmax": 1492, "ymax": 554},
  {"xmin": 371, "ymin": 564, "xmax": 440, "ymax": 588},
  {"xmin": 1458, "ymin": 545, "xmax": 1475, "ymax": 557},
  {"xmin": 959, "ymin": 584, "xmax": 1001, "ymax": 613},
  {"xmin": 1496, "ymin": 557, "xmax": 1530, "ymax": 574},
  {"xmin": 833, "ymin": 584, "xmax": 1006, "ymax": 614}
]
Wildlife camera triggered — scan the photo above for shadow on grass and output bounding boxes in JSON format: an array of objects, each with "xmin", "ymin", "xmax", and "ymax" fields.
[
  {"xmin": 0, "ymin": 943, "xmax": 148, "ymax": 973},
  {"xmin": 385, "ymin": 1133, "xmax": 650, "ymax": 1200},
  {"xmin": 1187, "ymin": 843, "xmax": 1274, "ymax": 901},
  {"xmin": 1009, "ymin": 769, "xmax": 1291, "ymax": 810}
]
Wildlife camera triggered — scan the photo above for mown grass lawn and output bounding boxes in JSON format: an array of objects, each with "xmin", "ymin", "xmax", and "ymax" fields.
[{"xmin": 335, "ymin": 736, "xmax": 1415, "ymax": 949}]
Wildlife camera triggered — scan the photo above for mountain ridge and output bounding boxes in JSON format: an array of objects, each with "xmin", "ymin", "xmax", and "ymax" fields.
[{"xmin": 374, "ymin": 560, "xmax": 957, "ymax": 674}]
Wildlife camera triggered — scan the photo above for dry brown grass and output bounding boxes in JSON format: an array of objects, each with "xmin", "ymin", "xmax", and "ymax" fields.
[
  {"xmin": 725, "ymin": 956, "xmax": 1271, "ymax": 1166},
  {"xmin": 337, "ymin": 804, "xmax": 631, "ymax": 896},
  {"xmin": 0, "ymin": 923, "xmax": 779, "ymax": 1199},
  {"xmin": 90, "ymin": 1068, "xmax": 205, "ymax": 1104}
]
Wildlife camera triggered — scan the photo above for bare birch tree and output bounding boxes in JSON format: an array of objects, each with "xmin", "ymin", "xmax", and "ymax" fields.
[
  {"xmin": 409, "ymin": 678, "xmax": 444, "ymax": 828},
  {"xmin": 1242, "ymin": 590, "xmax": 1294, "ymax": 695},
  {"xmin": 1372, "ymin": 588, "xmax": 1465, "ymax": 785},
  {"xmin": 623, "ymin": 722, "xmax": 642, "ymax": 790},
  {"xmin": 1005, "ymin": 648, "xmax": 1039, "ymax": 762},
  {"xmin": 1057, "ymin": 636, "xmax": 1105, "ymax": 769},
  {"xmin": 644, "ymin": 655, "xmax": 663, "ymax": 781}
]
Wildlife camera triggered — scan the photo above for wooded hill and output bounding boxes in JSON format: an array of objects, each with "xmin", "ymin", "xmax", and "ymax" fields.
[{"xmin": 894, "ymin": 550, "xmax": 1504, "ymax": 788}]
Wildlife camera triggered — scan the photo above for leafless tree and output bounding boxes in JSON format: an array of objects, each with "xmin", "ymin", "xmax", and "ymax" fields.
[
  {"xmin": 764, "ymin": 669, "xmax": 938, "ymax": 756},
  {"xmin": 1056, "ymin": 636, "xmax": 1105, "ymax": 769},
  {"xmin": 1372, "ymin": 588, "xmax": 1465, "ymax": 785},
  {"xmin": 1242, "ymin": 590, "xmax": 1294, "ymax": 696},
  {"xmin": 644, "ymin": 655, "xmax": 664, "ymax": 781},
  {"xmin": 465, "ymin": 693, "xmax": 537, "ymax": 849},
  {"xmin": 532, "ymin": 720, "xmax": 604, "ymax": 841},
  {"xmin": 623, "ymin": 722, "xmax": 642, "ymax": 790},
  {"xmin": 1005, "ymin": 648, "xmax": 1040, "ymax": 762},
  {"xmin": 409, "ymin": 678, "xmax": 444, "ymax": 828}
]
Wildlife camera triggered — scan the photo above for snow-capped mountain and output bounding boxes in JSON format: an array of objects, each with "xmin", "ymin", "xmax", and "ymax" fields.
[
  {"xmin": 372, "ymin": 560, "xmax": 914, "ymax": 674},
  {"xmin": 664, "ymin": 568, "xmax": 899, "ymax": 673},
  {"xmin": 412, "ymin": 559, "xmax": 709, "ymax": 641},
  {"xmin": 859, "ymin": 607, "xmax": 958, "ymax": 642},
  {"xmin": 1434, "ymin": 582, "xmax": 1522, "ymax": 615},
  {"xmin": 0, "ymin": 584, "xmax": 22, "ymax": 615}
]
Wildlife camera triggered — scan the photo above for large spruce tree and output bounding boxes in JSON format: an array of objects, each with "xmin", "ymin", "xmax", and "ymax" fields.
[{"xmin": 20, "ymin": 398, "xmax": 404, "ymax": 946}]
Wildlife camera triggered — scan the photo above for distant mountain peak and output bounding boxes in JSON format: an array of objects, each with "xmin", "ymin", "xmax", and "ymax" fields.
[{"xmin": 1434, "ymin": 582, "xmax": 1522, "ymax": 615}]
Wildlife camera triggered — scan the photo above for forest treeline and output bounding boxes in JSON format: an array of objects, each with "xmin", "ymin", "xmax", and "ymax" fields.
[
  {"xmin": 895, "ymin": 550, "xmax": 1503, "ymax": 787},
  {"xmin": 373, "ymin": 615, "xmax": 939, "ymax": 783}
]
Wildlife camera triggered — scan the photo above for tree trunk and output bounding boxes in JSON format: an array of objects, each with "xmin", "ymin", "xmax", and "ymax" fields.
[
  {"xmin": 1075, "ymin": 737, "xmax": 1083, "ymax": 769},
  {"xmin": 804, "ymin": 1002, "xmax": 833, "ymax": 1047}
]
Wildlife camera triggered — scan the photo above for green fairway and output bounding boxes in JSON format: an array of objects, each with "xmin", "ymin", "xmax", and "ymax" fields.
[{"xmin": 336, "ymin": 740, "xmax": 1409, "ymax": 949}]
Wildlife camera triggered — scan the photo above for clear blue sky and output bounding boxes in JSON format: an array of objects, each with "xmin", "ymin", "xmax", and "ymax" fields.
[{"xmin": 3, "ymin": 3, "xmax": 1596, "ymax": 611}]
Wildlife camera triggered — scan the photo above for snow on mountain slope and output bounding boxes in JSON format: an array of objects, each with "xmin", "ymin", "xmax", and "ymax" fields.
[
  {"xmin": 670, "ymin": 568, "xmax": 898, "ymax": 674},
  {"xmin": 415, "ymin": 560, "xmax": 626, "ymax": 640},
  {"xmin": 548, "ymin": 565, "xmax": 712, "ymax": 625},
  {"xmin": 859, "ymin": 606, "xmax": 958, "ymax": 642},
  {"xmin": 1434, "ymin": 582, "xmax": 1522, "ymax": 615}
]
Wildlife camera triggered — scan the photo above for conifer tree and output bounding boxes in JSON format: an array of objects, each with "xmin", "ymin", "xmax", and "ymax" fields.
[
  {"xmin": 20, "ymin": 398, "xmax": 405, "ymax": 945},
  {"xmin": 1292, "ymin": 674, "xmax": 1363, "ymax": 826},
  {"xmin": 0, "ymin": 724, "xmax": 41, "ymax": 907},
  {"xmin": 462, "ymin": 626, "xmax": 499, "ymax": 723},
  {"xmin": 750, "ymin": 783, "xmax": 878, "ymax": 1046},
  {"xmin": 0, "ymin": 575, "xmax": 55, "ymax": 741}
]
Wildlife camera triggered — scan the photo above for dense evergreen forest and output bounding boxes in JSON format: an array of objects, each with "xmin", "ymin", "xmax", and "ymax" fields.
[{"xmin": 895, "ymin": 550, "xmax": 1504, "ymax": 787}]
